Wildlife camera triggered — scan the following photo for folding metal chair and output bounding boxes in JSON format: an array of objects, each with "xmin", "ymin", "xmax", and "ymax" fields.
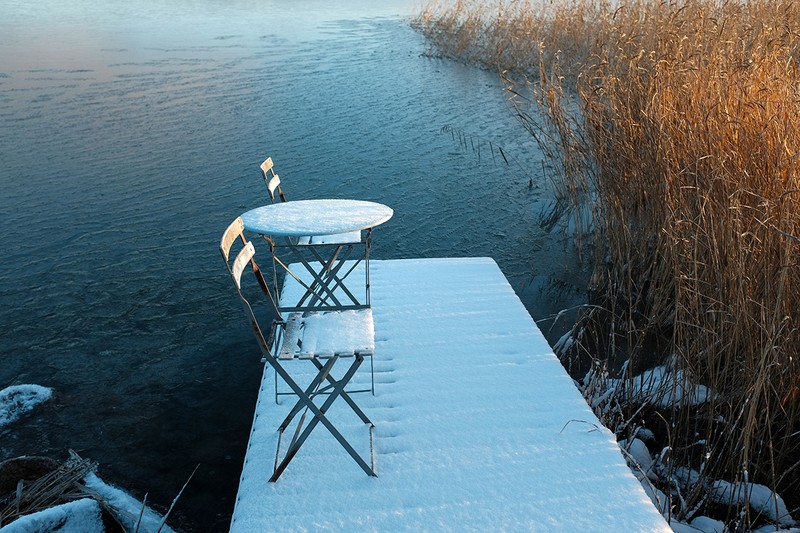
[
  {"xmin": 220, "ymin": 217, "xmax": 376, "ymax": 481},
  {"xmin": 258, "ymin": 156, "xmax": 361, "ymax": 245}
]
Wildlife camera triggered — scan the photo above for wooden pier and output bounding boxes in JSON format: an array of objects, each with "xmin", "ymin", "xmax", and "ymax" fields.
[{"xmin": 229, "ymin": 258, "xmax": 670, "ymax": 532}]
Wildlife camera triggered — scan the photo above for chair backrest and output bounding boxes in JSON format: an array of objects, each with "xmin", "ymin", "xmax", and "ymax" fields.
[
  {"xmin": 260, "ymin": 157, "xmax": 286, "ymax": 203},
  {"xmin": 220, "ymin": 216, "xmax": 281, "ymax": 317},
  {"xmin": 220, "ymin": 217, "xmax": 286, "ymax": 364},
  {"xmin": 220, "ymin": 216, "xmax": 245, "ymax": 264}
]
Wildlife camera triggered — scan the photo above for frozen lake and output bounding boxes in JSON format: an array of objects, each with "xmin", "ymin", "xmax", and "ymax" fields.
[{"xmin": 0, "ymin": 0, "xmax": 586, "ymax": 530}]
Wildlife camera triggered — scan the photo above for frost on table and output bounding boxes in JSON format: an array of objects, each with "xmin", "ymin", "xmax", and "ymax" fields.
[
  {"xmin": 240, "ymin": 199, "xmax": 393, "ymax": 237},
  {"xmin": 230, "ymin": 258, "xmax": 672, "ymax": 532}
]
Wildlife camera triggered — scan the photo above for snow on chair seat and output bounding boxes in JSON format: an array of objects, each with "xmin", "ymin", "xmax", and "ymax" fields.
[{"xmin": 277, "ymin": 309, "xmax": 375, "ymax": 360}]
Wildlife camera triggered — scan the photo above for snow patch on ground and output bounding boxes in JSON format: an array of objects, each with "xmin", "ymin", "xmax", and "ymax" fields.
[
  {"xmin": 752, "ymin": 525, "xmax": 800, "ymax": 533},
  {"xmin": 0, "ymin": 384, "xmax": 53, "ymax": 428},
  {"xmin": 0, "ymin": 498, "xmax": 102, "ymax": 533},
  {"xmin": 621, "ymin": 437, "xmax": 657, "ymax": 480},
  {"xmin": 616, "ymin": 431, "xmax": 798, "ymax": 531},
  {"xmin": 691, "ymin": 515, "xmax": 726, "ymax": 532},
  {"xmin": 617, "ymin": 438, "xmax": 798, "ymax": 530},
  {"xmin": 610, "ymin": 365, "xmax": 711, "ymax": 408},
  {"xmin": 710, "ymin": 480, "xmax": 795, "ymax": 526},
  {"xmin": 0, "ymin": 474, "xmax": 176, "ymax": 533},
  {"xmin": 85, "ymin": 473, "xmax": 176, "ymax": 533}
]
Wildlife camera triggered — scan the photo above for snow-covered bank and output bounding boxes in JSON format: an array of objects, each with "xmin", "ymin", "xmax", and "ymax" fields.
[
  {"xmin": 621, "ymin": 433, "xmax": 798, "ymax": 532},
  {"xmin": 0, "ymin": 472, "xmax": 177, "ymax": 533},
  {"xmin": 0, "ymin": 384, "xmax": 177, "ymax": 533},
  {"xmin": 0, "ymin": 499, "xmax": 103, "ymax": 533}
]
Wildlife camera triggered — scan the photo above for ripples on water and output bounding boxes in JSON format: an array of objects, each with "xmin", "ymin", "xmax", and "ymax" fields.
[{"xmin": 0, "ymin": 1, "xmax": 585, "ymax": 530}]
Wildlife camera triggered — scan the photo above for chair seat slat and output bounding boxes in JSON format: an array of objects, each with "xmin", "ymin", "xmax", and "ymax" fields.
[{"xmin": 276, "ymin": 309, "xmax": 374, "ymax": 360}]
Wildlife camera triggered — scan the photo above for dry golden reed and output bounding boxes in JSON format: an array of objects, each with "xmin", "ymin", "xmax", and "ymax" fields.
[{"xmin": 416, "ymin": 0, "xmax": 800, "ymax": 526}]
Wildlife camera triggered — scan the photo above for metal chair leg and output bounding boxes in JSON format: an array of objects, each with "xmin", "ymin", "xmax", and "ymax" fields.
[{"xmin": 270, "ymin": 354, "xmax": 376, "ymax": 481}]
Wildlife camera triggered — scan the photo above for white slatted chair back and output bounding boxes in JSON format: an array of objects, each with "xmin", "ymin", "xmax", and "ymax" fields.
[
  {"xmin": 220, "ymin": 217, "xmax": 245, "ymax": 263},
  {"xmin": 260, "ymin": 157, "xmax": 285, "ymax": 203},
  {"xmin": 220, "ymin": 217, "xmax": 281, "ymax": 318},
  {"xmin": 231, "ymin": 242, "xmax": 255, "ymax": 290}
]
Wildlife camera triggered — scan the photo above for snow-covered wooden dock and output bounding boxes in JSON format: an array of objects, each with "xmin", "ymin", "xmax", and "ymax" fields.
[{"xmin": 230, "ymin": 258, "xmax": 671, "ymax": 532}]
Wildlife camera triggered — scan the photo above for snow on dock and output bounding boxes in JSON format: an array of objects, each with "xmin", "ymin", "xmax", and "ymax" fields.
[{"xmin": 230, "ymin": 258, "xmax": 671, "ymax": 532}]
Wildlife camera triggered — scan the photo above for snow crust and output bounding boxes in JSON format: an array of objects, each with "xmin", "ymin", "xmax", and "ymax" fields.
[
  {"xmin": 85, "ymin": 473, "xmax": 177, "ymax": 533},
  {"xmin": 0, "ymin": 498, "xmax": 102, "ymax": 533},
  {"xmin": 0, "ymin": 474, "xmax": 176, "ymax": 533},
  {"xmin": 691, "ymin": 516, "xmax": 726, "ymax": 532},
  {"xmin": 610, "ymin": 365, "xmax": 711, "ymax": 408},
  {"xmin": 710, "ymin": 480, "xmax": 794, "ymax": 526},
  {"xmin": 621, "ymin": 437, "xmax": 655, "ymax": 478},
  {"xmin": 0, "ymin": 384, "xmax": 53, "ymax": 428},
  {"xmin": 231, "ymin": 258, "xmax": 671, "ymax": 532}
]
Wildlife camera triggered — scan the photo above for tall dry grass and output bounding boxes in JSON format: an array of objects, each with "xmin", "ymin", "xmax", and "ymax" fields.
[{"xmin": 416, "ymin": 0, "xmax": 800, "ymax": 527}]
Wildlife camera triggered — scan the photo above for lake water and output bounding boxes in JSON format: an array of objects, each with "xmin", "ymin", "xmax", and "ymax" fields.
[{"xmin": 0, "ymin": 1, "xmax": 586, "ymax": 530}]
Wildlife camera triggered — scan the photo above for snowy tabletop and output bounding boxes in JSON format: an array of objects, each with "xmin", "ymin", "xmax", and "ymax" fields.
[
  {"xmin": 230, "ymin": 258, "xmax": 671, "ymax": 532},
  {"xmin": 240, "ymin": 199, "xmax": 393, "ymax": 237}
]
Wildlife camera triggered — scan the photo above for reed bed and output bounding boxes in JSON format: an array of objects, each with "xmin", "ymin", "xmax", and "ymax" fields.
[{"xmin": 416, "ymin": 0, "xmax": 800, "ymax": 528}]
